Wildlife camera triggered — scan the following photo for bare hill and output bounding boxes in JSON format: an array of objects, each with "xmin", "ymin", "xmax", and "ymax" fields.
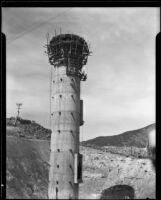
[
  {"xmin": 81, "ymin": 124, "xmax": 155, "ymax": 148},
  {"xmin": 6, "ymin": 118, "xmax": 51, "ymax": 198},
  {"xmin": 6, "ymin": 119, "xmax": 155, "ymax": 199},
  {"xmin": 7, "ymin": 136, "xmax": 50, "ymax": 199}
]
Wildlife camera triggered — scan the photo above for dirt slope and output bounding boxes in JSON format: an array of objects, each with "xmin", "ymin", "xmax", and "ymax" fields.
[{"xmin": 7, "ymin": 135, "xmax": 50, "ymax": 199}]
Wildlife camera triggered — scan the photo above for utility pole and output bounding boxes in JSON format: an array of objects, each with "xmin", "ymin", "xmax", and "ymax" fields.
[{"xmin": 14, "ymin": 103, "xmax": 22, "ymax": 126}]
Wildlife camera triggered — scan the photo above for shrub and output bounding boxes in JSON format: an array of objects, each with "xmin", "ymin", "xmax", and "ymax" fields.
[{"xmin": 20, "ymin": 119, "xmax": 32, "ymax": 125}]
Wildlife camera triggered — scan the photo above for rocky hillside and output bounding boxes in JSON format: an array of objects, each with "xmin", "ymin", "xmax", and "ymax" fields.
[
  {"xmin": 6, "ymin": 137, "xmax": 155, "ymax": 199},
  {"xmin": 6, "ymin": 119, "xmax": 155, "ymax": 199},
  {"xmin": 81, "ymin": 124, "xmax": 155, "ymax": 148},
  {"xmin": 79, "ymin": 146, "xmax": 155, "ymax": 199},
  {"xmin": 7, "ymin": 117, "xmax": 51, "ymax": 140}
]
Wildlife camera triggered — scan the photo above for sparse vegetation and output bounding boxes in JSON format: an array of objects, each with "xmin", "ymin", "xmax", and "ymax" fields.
[
  {"xmin": 6, "ymin": 117, "xmax": 51, "ymax": 140},
  {"xmin": 103, "ymin": 146, "xmax": 149, "ymax": 158},
  {"xmin": 81, "ymin": 144, "xmax": 149, "ymax": 158}
]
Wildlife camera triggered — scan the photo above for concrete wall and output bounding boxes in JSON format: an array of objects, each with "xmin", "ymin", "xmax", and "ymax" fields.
[{"xmin": 48, "ymin": 65, "xmax": 80, "ymax": 199}]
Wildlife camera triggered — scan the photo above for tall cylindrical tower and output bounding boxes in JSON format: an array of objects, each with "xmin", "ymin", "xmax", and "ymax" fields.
[{"xmin": 46, "ymin": 34, "xmax": 90, "ymax": 199}]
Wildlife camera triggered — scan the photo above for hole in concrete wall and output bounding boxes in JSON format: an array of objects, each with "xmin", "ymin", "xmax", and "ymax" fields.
[
  {"xmin": 58, "ymin": 130, "xmax": 61, "ymax": 134},
  {"xmin": 56, "ymin": 181, "xmax": 59, "ymax": 184},
  {"xmin": 59, "ymin": 112, "xmax": 61, "ymax": 115},
  {"xmin": 56, "ymin": 187, "xmax": 58, "ymax": 199},
  {"xmin": 71, "ymin": 95, "xmax": 76, "ymax": 103},
  {"xmin": 70, "ymin": 130, "xmax": 74, "ymax": 138},
  {"xmin": 57, "ymin": 149, "xmax": 60, "ymax": 152},
  {"xmin": 60, "ymin": 78, "xmax": 63, "ymax": 82},
  {"xmin": 69, "ymin": 181, "xmax": 72, "ymax": 187},
  {"xmin": 69, "ymin": 149, "xmax": 74, "ymax": 156},
  {"xmin": 59, "ymin": 95, "xmax": 62, "ymax": 98},
  {"xmin": 57, "ymin": 165, "xmax": 59, "ymax": 168},
  {"xmin": 100, "ymin": 185, "xmax": 135, "ymax": 199},
  {"xmin": 53, "ymin": 81, "xmax": 55, "ymax": 83}
]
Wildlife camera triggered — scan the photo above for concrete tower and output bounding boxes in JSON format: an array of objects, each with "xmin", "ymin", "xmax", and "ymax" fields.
[{"xmin": 46, "ymin": 34, "xmax": 90, "ymax": 199}]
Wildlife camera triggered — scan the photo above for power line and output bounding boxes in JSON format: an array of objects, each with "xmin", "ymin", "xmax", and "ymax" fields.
[
  {"xmin": 49, "ymin": 65, "xmax": 53, "ymax": 130},
  {"xmin": 8, "ymin": 8, "xmax": 72, "ymax": 44}
]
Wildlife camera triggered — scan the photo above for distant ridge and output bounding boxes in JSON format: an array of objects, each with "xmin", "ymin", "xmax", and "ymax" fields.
[
  {"xmin": 81, "ymin": 124, "xmax": 155, "ymax": 148},
  {"xmin": 6, "ymin": 117, "xmax": 155, "ymax": 148}
]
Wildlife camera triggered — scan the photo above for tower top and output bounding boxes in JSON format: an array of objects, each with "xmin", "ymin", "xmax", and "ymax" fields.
[
  {"xmin": 46, "ymin": 33, "xmax": 91, "ymax": 81},
  {"xmin": 49, "ymin": 34, "xmax": 89, "ymax": 53}
]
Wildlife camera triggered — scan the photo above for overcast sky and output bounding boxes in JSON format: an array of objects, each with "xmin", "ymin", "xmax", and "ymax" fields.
[{"xmin": 2, "ymin": 7, "xmax": 159, "ymax": 140}]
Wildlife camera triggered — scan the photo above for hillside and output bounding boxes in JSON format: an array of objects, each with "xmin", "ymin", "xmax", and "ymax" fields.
[
  {"xmin": 6, "ymin": 137, "xmax": 155, "ymax": 199},
  {"xmin": 6, "ymin": 119, "xmax": 155, "ymax": 199},
  {"xmin": 81, "ymin": 124, "xmax": 155, "ymax": 148},
  {"xmin": 80, "ymin": 146, "xmax": 155, "ymax": 199},
  {"xmin": 6, "ymin": 136, "xmax": 50, "ymax": 199},
  {"xmin": 7, "ymin": 117, "xmax": 51, "ymax": 140}
]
